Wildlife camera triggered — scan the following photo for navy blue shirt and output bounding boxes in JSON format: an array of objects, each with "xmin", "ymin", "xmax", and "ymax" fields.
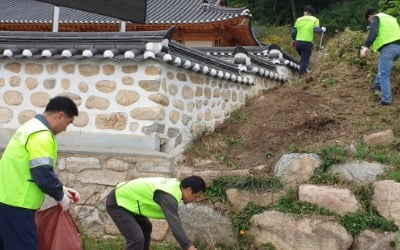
[{"xmin": 30, "ymin": 114, "xmax": 64, "ymax": 202}]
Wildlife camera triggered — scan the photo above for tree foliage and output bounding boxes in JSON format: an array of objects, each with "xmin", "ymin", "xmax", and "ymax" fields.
[
  {"xmin": 318, "ymin": 0, "xmax": 377, "ymax": 32},
  {"xmin": 227, "ymin": 0, "xmax": 384, "ymax": 32},
  {"xmin": 378, "ymin": 0, "xmax": 400, "ymax": 18}
]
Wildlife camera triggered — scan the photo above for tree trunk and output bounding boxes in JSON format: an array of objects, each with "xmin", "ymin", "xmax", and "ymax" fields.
[
  {"xmin": 273, "ymin": 0, "xmax": 277, "ymax": 12},
  {"xmin": 290, "ymin": 0, "xmax": 296, "ymax": 21}
]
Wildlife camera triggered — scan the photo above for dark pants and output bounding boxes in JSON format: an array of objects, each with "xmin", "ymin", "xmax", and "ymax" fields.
[
  {"xmin": 296, "ymin": 41, "xmax": 313, "ymax": 75},
  {"xmin": 0, "ymin": 202, "xmax": 38, "ymax": 250},
  {"xmin": 106, "ymin": 190, "xmax": 152, "ymax": 250}
]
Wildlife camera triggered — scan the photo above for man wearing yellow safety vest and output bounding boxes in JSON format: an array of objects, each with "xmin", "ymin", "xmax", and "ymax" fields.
[
  {"xmin": 106, "ymin": 176, "xmax": 206, "ymax": 250},
  {"xmin": 0, "ymin": 96, "xmax": 80, "ymax": 250},
  {"xmin": 292, "ymin": 5, "xmax": 326, "ymax": 76},
  {"xmin": 360, "ymin": 7, "xmax": 400, "ymax": 106}
]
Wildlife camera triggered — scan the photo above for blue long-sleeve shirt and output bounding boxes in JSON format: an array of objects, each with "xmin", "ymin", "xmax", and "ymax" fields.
[
  {"xmin": 30, "ymin": 114, "xmax": 64, "ymax": 201},
  {"xmin": 364, "ymin": 16, "xmax": 379, "ymax": 48}
]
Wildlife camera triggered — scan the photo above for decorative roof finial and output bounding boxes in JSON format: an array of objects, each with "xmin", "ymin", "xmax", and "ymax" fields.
[{"xmin": 202, "ymin": 0, "xmax": 210, "ymax": 11}]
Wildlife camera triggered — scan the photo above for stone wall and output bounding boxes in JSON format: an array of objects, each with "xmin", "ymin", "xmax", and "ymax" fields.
[
  {"xmin": 0, "ymin": 58, "xmax": 280, "ymax": 153},
  {"xmin": 0, "ymin": 57, "xmax": 286, "ymax": 238}
]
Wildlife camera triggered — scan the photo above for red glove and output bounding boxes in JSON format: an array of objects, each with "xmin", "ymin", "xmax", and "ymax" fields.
[{"xmin": 291, "ymin": 41, "xmax": 296, "ymax": 48}]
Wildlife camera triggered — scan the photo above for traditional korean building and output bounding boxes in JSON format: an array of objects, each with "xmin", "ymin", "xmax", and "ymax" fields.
[
  {"xmin": 0, "ymin": 0, "xmax": 299, "ymax": 153},
  {"xmin": 0, "ymin": 0, "xmax": 259, "ymax": 47}
]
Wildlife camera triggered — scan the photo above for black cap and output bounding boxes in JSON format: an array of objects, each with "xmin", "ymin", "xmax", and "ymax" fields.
[
  {"xmin": 304, "ymin": 5, "xmax": 315, "ymax": 15},
  {"xmin": 365, "ymin": 7, "xmax": 378, "ymax": 20}
]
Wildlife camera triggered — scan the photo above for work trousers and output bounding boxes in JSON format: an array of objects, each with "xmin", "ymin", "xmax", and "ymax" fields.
[
  {"xmin": 106, "ymin": 190, "xmax": 152, "ymax": 250},
  {"xmin": 296, "ymin": 41, "xmax": 313, "ymax": 75},
  {"xmin": 0, "ymin": 202, "xmax": 38, "ymax": 250},
  {"xmin": 376, "ymin": 43, "xmax": 400, "ymax": 103}
]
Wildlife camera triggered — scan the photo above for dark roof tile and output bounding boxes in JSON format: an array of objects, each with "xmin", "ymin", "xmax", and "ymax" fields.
[{"xmin": 0, "ymin": 0, "xmax": 250, "ymax": 24}]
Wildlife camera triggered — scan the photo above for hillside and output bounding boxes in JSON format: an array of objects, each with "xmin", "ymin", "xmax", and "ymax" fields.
[{"xmin": 184, "ymin": 31, "xmax": 400, "ymax": 174}]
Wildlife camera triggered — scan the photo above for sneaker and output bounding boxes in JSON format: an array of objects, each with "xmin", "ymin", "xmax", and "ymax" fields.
[{"xmin": 381, "ymin": 101, "xmax": 391, "ymax": 106}]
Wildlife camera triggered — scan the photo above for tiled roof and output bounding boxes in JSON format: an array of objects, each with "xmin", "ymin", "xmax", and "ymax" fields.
[
  {"xmin": 0, "ymin": 0, "xmax": 251, "ymax": 24},
  {"xmin": 0, "ymin": 28, "xmax": 289, "ymax": 84},
  {"xmin": 196, "ymin": 46, "xmax": 300, "ymax": 71}
]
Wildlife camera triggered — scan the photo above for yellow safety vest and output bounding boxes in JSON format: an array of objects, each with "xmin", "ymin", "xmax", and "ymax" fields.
[
  {"xmin": 295, "ymin": 15, "xmax": 320, "ymax": 42},
  {"xmin": 116, "ymin": 177, "xmax": 182, "ymax": 219},
  {"xmin": 0, "ymin": 118, "xmax": 57, "ymax": 209},
  {"xmin": 372, "ymin": 13, "xmax": 400, "ymax": 52}
]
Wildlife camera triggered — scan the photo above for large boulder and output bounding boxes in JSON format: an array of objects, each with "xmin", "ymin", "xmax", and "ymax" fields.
[
  {"xmin": 226, "ymin": 188, "xmax": 285, "ymax": 211},
  {"xmin": 273, "ymin": 153, "xmax": 322, "ymax": 188},
  {"xmin": 353, "ymin": 230, "xmax": 397, "ymax": 250},
  {"xmin": 362, "ymin": 129, "xmax": 394, "ymax": 146},
  {"xmin": 171, "ymin": 204, "xmax": 236, "ymax": 245},
  {"xmin": 372, "ymin": 180, "xmax": 400, "ymax": 227},
  {"xmin": 249, "ymin": 210, "xmax": 353, "ymax": 250},
  {"xmin": 299, "ymin": 184, "xmax": 359, "ymax": 215},
  {"xmin": 329, "ymin": 161, "xmax": 385, "ymax": 186}
]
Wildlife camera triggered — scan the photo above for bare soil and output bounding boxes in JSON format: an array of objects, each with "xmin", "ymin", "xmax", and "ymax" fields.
[{"xmin": 184, "ymin": 58, "xmax": 400, "ymax": 175}]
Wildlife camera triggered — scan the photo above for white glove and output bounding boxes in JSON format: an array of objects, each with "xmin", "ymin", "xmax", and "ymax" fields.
[
  {"xmin": 360, "ymin": 46, "xmax": 369, "ymax": 57},
  {"xmin": 321, "ymin": 26, "xmax": 326, "ymax": 32},
  {"xmin": 64, "ymin": 187, "xmax": 80, "ymax": 203},
  {"xmin": 58, "ymin": 193, "xmax": 70, "ymax": 211}
]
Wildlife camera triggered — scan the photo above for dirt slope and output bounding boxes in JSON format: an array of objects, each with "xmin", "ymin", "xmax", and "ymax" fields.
[{"xmin": 184, "ymin": 58, "xmax": 400, "ymax": 174}]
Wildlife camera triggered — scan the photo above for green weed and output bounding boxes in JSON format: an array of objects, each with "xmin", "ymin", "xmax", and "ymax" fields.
[
  {"xmin": 338, "ymin": 185, "xmax": 398, "ymax": 236},
  {"xmin": 216, "ymin": 153, "xmax": 242, "ymax": 168},
  {"xmin": 261, "ymin": 242, "xmax": 277, "ymax": 250},
  {"xmin": 206, "ymin": 176, "xmax": 282, "ymax": 203},
  {"xmin": 361, "ymin": 144, "xmax": 400, "ymax": 167},
  {"xmin": 338, "ymin": 211, "xmax": 397, "ymax": 236},
  {"xmin": 225, "ymin": 136, "xmax": 243, "ymax": 147},
  {"xmin": 322, "ymin": 76, "xmax": 339, "ymax": 87},
  {"xmin": 231, "ymin": 202, "xmax": 266, "ymax": 235},
  {"xmin": 309, "ymin": 172, "xmax": 341, "ymax": 185},
  {"xmin": 318, "ymin": 145, "xmax": 347, "ymax": 172},
  {"xmin": 230, "ymin": 109, "xmax": 248, "ymax": 123},
  {"xmin": 274, "ymin": 190, "xmax": 335, "ymax": 216}
]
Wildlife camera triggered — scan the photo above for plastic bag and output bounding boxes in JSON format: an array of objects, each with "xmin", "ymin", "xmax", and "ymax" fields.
[{"xmin": 35, "ymin": 205, "xmax": 82, "ymax": 250}]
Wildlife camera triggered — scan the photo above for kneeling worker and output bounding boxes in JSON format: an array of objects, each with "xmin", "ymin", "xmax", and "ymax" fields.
[{"xmin": 106, "ymin": 175, "xmax": 206, "ymax": 250}]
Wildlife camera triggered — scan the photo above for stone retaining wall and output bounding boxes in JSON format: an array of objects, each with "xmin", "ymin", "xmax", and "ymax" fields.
[
  {"xmin": 0, "ymin": 58, "xmax": 281, "ymax": 153},
  {"xmin": 0, "ymin": 57, "xmax": 288, "ymax": 237}
]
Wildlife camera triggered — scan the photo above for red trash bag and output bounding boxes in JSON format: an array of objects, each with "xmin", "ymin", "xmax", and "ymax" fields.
[{"xmin": 35, "ymin": 205, "xmax": 83, "ymax": 250}]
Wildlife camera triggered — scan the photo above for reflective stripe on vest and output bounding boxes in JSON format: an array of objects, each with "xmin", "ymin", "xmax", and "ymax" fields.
[
  {"xmin": 115, "ymin": 177, "xmax": 182, "ymax": 219},
  {"xmin": 0, "ymin": 118, "xmax": 57, "ymax": 209},
  {"xmin": 372, "ymin": 13, "xmax": 400, "ymax": 52},
  {"xmin": 295, "ymin": 15, "xmax": 319, "ymax": 42}
]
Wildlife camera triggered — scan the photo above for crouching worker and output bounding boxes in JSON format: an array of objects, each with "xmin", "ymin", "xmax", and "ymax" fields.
[{"xmin": 106, "ymin": 176, "xmax": 206, "ymax": 250}]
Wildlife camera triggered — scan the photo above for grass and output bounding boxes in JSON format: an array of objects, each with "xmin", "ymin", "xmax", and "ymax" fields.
[
  {"xmin": 225, "ymin": 136, "xmax": 243, "ymax": 147},
  {"xmin": 206, "ymin": 175, "xmax": 283, "ymax": 203},
  {"xmin": 321, "ymin": 76, "xmax": 340, "ymax": 87},
  {"xmin": 82, "ymin": 234, "xmax": 124, "ymax": 250},
  {"xmin": 318, "ymin": 144, "xmax": 347, "ymax": 172},
  {"xmin": 216, "ymin": 153, "xmax": 242, "ymax": 168},
  {"xmin": 187, "ymin": 131, "xmax": 227, "ymax": 159},
  {"xmin": 231, "ymin": 202, "xmax": 266, "ymax": 234},
  {"xmin": 82, "ymin": 234, "xmax": 262, "ymax": 250},
  {"xmin": 309, "ymin": 172, "xmax": 341, "ymax": 185},
  {"xmin": 338, "ymin": 185, "xmax": 397, "ymax": 236},
  {"xmin": 230, "ymin": 109, "xmax": 248, "ymax": 123},
  {"xmin": 274, "ymin": 189, "xmax": 335, "ymax": 216}
]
